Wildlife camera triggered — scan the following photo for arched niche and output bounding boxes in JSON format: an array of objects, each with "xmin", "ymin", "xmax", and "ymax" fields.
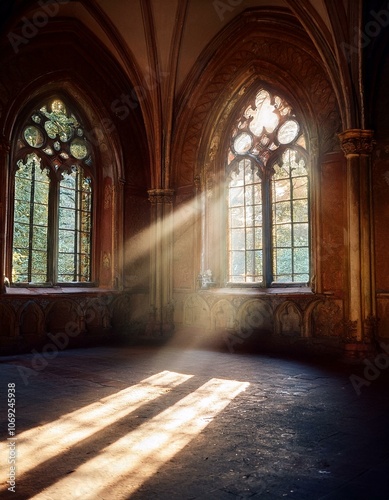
[
  {"xmin": 183, "ymin": 294, "xmax": 211, "ymax": 330},
  {"xmin": 0, "ymin": 302, "xmax": 16, "ymax": 337},
  {"xmin": 46, "ymin": 299, "xmax": 83, "ymax": 336},
  {"xmin": 211, "ymin": 299, "xmax": 236, "ymax": 332},
  {"xmin": 18, "ymin": 301, "xmax": 44, "ymax": 336},
  {"xmin": 275, "ymin": 301, "xmax": 302, "ymax": 337}
]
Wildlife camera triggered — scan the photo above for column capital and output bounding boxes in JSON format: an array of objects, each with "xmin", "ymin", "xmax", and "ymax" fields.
[
  {"xmin": 338, "ymin": 129, "xmax": 375, "ymax": 157},
  {"xmin": 147, "ymin": 188, "xmax": 174, "ymax": 204}
]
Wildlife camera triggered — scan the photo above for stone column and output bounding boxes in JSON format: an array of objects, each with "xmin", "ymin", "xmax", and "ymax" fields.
[
  {"xmin": 339, "ymin": 129, "xmax": 376, "ymax": 344},
  {"xmin": 0, "ymin": 138, "xmax": 10, "ymax": 293},
  {"xmin": 146, "ymin": 188, "xmax": 175, "ymax": 336}
]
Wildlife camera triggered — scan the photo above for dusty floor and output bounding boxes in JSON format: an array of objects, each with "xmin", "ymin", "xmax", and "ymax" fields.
[{"xmin": 1, "ymin": 340, "xmax": 389, "ymax": 499}]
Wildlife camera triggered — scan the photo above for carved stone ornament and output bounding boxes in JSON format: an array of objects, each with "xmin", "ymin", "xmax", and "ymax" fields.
[
  {"xmin": 175, "ymin": 30, "xmax": 341, "ymax": 187},
  {"xmin": 147, "ymin": 189, "xmax": 174, "ymax": 204},
  {"xmin": 103, "ymin": 252, "xmax": 111, "ymax": 269},
  {"xmin": 104, "ymin": 183, "xmax": 114, "ymax": 210},
  {"xmin": 343, "ymin": 319, "xmax": 359, "ymax": 342},
  {"xmin": 338, "ymin": 129, "xmax": 375, "ymax": 157}
]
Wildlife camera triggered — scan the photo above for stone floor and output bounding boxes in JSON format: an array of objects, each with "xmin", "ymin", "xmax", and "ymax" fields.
[{"xmin": 1, "ymin": 339, "xmax": 389, "ymax": 499}]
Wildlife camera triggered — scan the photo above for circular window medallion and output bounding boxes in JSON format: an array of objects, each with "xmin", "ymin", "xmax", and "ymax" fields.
[
  {"xmin": 70, "ymin": 138, "xmax": 88, "ymax": 160},
  {"xmin": 277, "ymin": 120, "xmax": 299, "ymax": 144},
  {"xmin": 233, "ymin": 132, "xmax": 253, "ymax": 154},
  {"xmin": 23, "ymin": 126, "xmax": 44, "ymax": 148}
]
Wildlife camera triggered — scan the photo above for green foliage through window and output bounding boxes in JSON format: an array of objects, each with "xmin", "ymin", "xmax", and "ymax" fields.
[
  {"xmin": 227, "ymin": 88, "xmax": 309, "ymax": 286},
  {"xmin": 12, "ymin": 98, "xmax": 93, "ymax": 285}
]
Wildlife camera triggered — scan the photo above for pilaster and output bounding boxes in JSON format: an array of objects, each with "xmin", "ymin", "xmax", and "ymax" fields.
[
  {"xmin": 339, "ymin": 129, "xmax": 376, "ymax": 346},
  {"xmin": 146, "ymin": 188, "xmax": 175, "ymax": 336}
]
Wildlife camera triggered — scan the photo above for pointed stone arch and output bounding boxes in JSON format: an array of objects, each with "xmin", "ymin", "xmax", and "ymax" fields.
[
  {"xmin": 211, "ymin": 299, "xmax": 236, "ymax": 332},
  {"xmin": 45, "ymin": 299, "xmax": 83, "ymax": 337},
  {"xmin": 18, "ymin": 301, "xmax": 45, "ymax": 336},
  {"xmin": 275, "ymin": 301, "xmax": 303, "ymax": 337},
  {"xmin": 183, "ymin": 294, "xmax": 211, "ymax": 330}
]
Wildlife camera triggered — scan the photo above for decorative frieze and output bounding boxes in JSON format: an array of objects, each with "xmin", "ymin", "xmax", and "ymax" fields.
[{"xmin": 147, "ymin": 189, "xmax": 174, "ymax": 204}]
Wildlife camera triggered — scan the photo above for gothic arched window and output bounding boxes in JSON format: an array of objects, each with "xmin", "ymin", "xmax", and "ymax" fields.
[
  {"xmin": 227, "ymin": 88, "xmax": 309, "ymax": 286},
  {"xmin": 11, "ymin": 98, "xmax": 93, "ymax": 285}
]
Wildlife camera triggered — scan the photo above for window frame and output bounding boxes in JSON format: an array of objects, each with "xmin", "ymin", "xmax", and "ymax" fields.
[
  {"xmin": 9, "ymin": 96, "xmax": 97, "ymax": 288},
  {"xmin": 223, "ymin": 87, "xmax": 311, "ymax": 289}
]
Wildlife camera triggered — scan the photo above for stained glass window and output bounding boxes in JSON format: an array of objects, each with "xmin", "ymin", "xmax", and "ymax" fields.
[
  {"xmin": 12, "ymin": 98, "xmax": 93, "ymax": 285},
  {"xmin": 226, "ymin": 88, "xmax": 309, "ymax": 286}
]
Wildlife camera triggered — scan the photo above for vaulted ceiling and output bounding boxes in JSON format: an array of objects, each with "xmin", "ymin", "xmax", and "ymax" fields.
[{"xmin": 1, "ymin": 0, "xmax": 386, "ymax": 182}]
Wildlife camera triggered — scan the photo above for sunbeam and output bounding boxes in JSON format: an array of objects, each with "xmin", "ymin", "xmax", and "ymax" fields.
[
  {"xmin": 31, "ymin": 378, "xmax": 249, "ymax": 499},
  {"xmin": 13, "ymin": 371, "xmax": 192, "ymax": 479}
]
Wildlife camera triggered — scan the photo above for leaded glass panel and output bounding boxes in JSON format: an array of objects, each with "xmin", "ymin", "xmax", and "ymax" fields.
[
  {"xmin": 226, "ymin": 87, "xmax": 310, "ymax": 286},
  {"xmin": 11, "ymin": 98, "xmax": 94, "ymax": 286}
]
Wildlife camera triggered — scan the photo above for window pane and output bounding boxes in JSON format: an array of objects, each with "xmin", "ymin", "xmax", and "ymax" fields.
[
  {"xmin": 246, "ymin": 228, "xmax": 254, "ymax": 249},
  {"xmin": 245, "ymin": 184, "xmax": 255, "ymax": 205},
  {"xmin": 274, "ymin": 201, "xmax": 291, "ymax": 223},
  {"xmin": 246, "ymin": 250, "xmax": 255, "ymax": 275},
  {"xmin": 227, "ymin": 157, "xmax": 262, "ymax": 283},
  {"xmin": 294, "ymin": 247, "xmax": 309, "ymax": 274},
  {"xmin": 33, "ymin": 202, "xmax": 48, "ymax": 223},
  {"xmin": 274, "ymin": 248, "xmax": 292, "ymax": 275},
  {"xmin": 294, "ymin": 273, "xmax": 309, "ymax": 282},
  {"xmin": 59, "ymin": 229, "xmax": 75, "ymax": 250},
  {"xmin": 13, "ymin": 201, "xmax": 30, "ymax": 224},
  {"xmin": 229, "ymin": 170, "xmax": 244, "ymax": 187},
  {"xmin": 230, "ymin": 228, "xmax": 245, "ymax": 250},
  {"xmin": 272, "ymin": 153, "xmax": 309, "ymax": 283},
  {"xmin": 273, "ymin": 179, "xmax": 290, "ymax": 201},
  {"xmin": 255, "ymin": 250, "xmax": 263, "ymax": 280},
  {"xmin": 293, "ymin": 199, "xmax": 308, "ymax": 222},
  {"xmin": 12, "ymin": 154, "xmax": 49, "ymax": 283},
  {"xmin": 59, "ymin": 207, "xmax": 76, "ymax": 230},
  {"xmin": 294, "ymin": 223, "xmax": 309, "ymax": 247},
  {"xmin": 60, "ymin": 187, "xmax": 76, "ymax": 208},
  {"xmin": 31, "ymin": 251, "xmax": 47, "ymax": 274},
  {"xmin": 255, "ymin": 228, "xmax": 262, "ymax": 248},
  {"xmin": 12, "ymin": 249, "xmax": 29, "ymax": 283},
  {"xmin": 230, "ymin": 251, "xmax": 245, "ymax": 277},
  {"xmin": 292, "ymin": 177, "xmax": 308, "ymax": 199},
  {"xmin": 13, "ymin": 224, "xmax": 28, "ymax": 249},
  {"xmin": 253, "ymin": 204, "xmax": 262, "ymax": 225},
  {"xmin": 58, "ymin": 252, "xmax": 75, "ymax": 275},
  {"xmin": 230, "ymin": 207, "xmax": 245, "ymax": 228},
  {"xmin": 32, "ymin": 225, "xmax": 48, "ymax": 251},
  {"xmin": 274, "ymin": 224, "xmax": 292, "ymax": 247},
  {"xmin": 229, "ymin": 186, "xmax": 244, "ymax": 207},
  {"xmin": 58, "ymin": 168, "xmax": 92, "ymax": 282}
]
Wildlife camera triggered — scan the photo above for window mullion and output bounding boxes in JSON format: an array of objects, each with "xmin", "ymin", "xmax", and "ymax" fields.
[
  {"xmin": 74, "ymin": 170, "xmax": 80, "ymax": 281},
  {"xmin": 290, "ymin": 170, "xmax": 295, "ymax": 280},
  {"xmin": 262, "ymin": 175, "xmax": 272, "ymax": 287},
  {"xmin": 48, "ymin": 172, "xmax": 58, "ymax": 285},
  {"xmin": 27, "ymin": 162, "xmax": 36, "ymax": 282}
]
